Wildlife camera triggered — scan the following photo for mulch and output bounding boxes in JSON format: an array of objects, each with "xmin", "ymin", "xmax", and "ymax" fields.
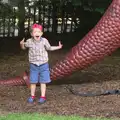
[{"xmin": 0, "ymin": 50, "xmax": 120, "ymax": 119}]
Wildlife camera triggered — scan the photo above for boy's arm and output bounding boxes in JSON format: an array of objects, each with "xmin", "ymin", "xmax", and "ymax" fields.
[
  {"xmin": 20, "ymin": 38, "xmax": 26, "ymax": 50},
  {"xmin": 50, "ymin": 41, "xmax": 63, "ymax": 51},
  {"xmin": 45, "ymin": 40, "xmax": 63, "ymax": 51}
]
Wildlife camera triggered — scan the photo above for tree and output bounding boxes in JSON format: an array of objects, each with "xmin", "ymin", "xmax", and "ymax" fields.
[{"xmin": 17, "ymin": 0, "xmax": 25, "ymax": 37}]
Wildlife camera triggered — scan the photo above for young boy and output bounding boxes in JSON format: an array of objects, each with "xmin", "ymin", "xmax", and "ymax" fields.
[{"xmin": 20, "ymin": 23, "xmax": 63, "ymax": 104}]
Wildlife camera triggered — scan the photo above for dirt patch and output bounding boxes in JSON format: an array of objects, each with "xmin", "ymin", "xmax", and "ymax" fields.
[{"xmin": 0, "ymin": 50, "xmax": 120, "ymax": 119}]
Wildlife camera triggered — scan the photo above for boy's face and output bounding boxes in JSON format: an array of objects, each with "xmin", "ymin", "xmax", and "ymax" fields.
[{"xmin": 31, "ymin": 28, "xmax": 43, "ymax": 41}]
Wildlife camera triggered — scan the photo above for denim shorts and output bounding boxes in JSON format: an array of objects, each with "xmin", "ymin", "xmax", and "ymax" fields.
[{"xmin": 30, "ymin": 63, "xmax": 51, "ymax": 84}]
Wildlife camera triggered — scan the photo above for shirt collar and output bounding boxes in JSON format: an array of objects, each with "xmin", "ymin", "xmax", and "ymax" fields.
[{"xmin": 32, "ymin": 37, "xmax": 42, "ymax": 43}]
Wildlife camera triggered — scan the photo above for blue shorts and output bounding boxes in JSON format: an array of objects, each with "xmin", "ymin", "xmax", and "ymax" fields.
[{"xmin": 30, "ymin": 63, "xmax": 51, "ymax": 84}]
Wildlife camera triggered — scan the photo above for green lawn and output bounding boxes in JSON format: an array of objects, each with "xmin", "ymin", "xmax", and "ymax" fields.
[{"xmin": 0, "ymin": 113, "xmax": 111, "ymax": 120}]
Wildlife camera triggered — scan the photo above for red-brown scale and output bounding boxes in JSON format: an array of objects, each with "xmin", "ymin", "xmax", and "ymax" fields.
[{"xmin": 50, "ymin": 0, "xmax": 120, "ymax": 80}]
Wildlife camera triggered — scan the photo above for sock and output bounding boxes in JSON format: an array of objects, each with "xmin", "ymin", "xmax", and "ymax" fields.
[
  {"xmin": 40, "ymin": 96, "xmax": 46, "ymax": 100},
  {"xmin": 31, "ymin": 96, "xmax": 35, "ymax": 99}
]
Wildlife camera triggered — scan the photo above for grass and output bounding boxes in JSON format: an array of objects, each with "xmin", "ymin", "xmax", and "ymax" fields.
[{"xmin": 0, "ymin": 113, "xmax": 112, "ymax": 120}]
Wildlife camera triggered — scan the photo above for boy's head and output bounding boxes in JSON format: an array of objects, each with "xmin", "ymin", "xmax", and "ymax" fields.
[{"xmin": 30, "ymin": 23, "xmax": 43, "ymax": 41}]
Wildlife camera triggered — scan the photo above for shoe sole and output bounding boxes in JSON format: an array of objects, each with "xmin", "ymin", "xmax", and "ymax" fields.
[{"xmin": 38, "ymin": 101, "xmax": 46, "ymax": 104}]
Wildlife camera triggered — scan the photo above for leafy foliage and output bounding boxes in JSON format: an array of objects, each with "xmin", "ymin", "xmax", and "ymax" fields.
[
  {"xmin": 0, "ymin": 0, "xmax": 16, "ymax": 30},
  {"xmin": 71, "ymin": 0, "xmax": 112, "ymax": 13},
  {"xmin": 0, "ymin": 1, "xmax": 13, "ymax": 17}
]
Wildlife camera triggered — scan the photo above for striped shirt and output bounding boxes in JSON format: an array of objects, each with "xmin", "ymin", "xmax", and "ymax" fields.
[{"xmin": 24, "ymin": 37, "xmax": 52, "ymax": 66}]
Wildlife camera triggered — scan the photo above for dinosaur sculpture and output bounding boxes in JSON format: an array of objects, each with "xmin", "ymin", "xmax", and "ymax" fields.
[{"xmin": 0, "ymin": 0, "xmax": 120, "ymax": 86}]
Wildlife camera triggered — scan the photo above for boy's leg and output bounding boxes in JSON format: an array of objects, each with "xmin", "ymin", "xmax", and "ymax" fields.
[
  {"xmin": 30, "ymin": 83, "xmax": 36, "ymax": 97},
  {"xmin": 38, "ymin": 63, "xmax": 51, "ymax": 103},
  {"xmin": 28, "ymin": 83, "xmax": 36, "ymax": 103},
  {"xmin": 40, "ymin": 83, "xmax": 46, "ymax": 97},
  {"xmin": 38, "ymin": 83, "xmax": 46, "ymax": 103},
  {"xmin": 28, "ymin": 64, "xmax": 39, "ymax": 103}
]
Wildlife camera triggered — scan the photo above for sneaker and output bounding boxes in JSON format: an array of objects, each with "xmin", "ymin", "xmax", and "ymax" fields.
[
  {"xmin": 27, "ymin": 96, "xmax": 35, "ymax": 103},
  {"xmin": 38, "ymin": 97, "xmax": 46, "ymax": 104}
]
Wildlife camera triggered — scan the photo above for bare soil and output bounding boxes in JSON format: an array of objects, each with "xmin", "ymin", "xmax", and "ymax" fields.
[{"xmin": 0, "ymin": 50, "xmax": 120, "ymax": 119}]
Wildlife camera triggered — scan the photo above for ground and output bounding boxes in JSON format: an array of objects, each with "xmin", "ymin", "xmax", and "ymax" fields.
[{"xmin": 0, "ymin": 49, "xmax": 120, "ymax": 119}]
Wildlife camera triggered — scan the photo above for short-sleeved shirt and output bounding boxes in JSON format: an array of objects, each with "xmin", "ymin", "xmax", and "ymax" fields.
[{"xmin": 24, "ymin": 37, "xmax": 52, "ymax": 66}]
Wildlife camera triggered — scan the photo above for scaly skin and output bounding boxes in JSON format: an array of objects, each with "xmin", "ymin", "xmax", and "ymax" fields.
[
  {"xmin": 50, "ymin": 0, "xmax": 120, "ymax": 80},
  {"xmin": 0, "ymin": 0, "xmax": 120, "ymax": 86}
]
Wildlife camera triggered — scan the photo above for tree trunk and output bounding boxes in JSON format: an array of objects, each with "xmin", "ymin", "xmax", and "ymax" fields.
[
  {"xmin": 18, "ymin": 0, "xmax": 25, "ymax": 37},
  {"xmin": 52, "ymin": 1, "xmax": 57, "ymax": 33}
]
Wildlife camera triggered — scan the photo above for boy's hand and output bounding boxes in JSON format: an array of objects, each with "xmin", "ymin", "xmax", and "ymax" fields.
[
  {"xmin": 20, "ymin": 38, "xmax": 25, "ymax": 45},
  {"xmin": 58, "ymin": 41, "xmax": 63, "ymax": 49},
  {"xmin": 20, "ymin": 38, "xmax": 26, "ymax": 50}
]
